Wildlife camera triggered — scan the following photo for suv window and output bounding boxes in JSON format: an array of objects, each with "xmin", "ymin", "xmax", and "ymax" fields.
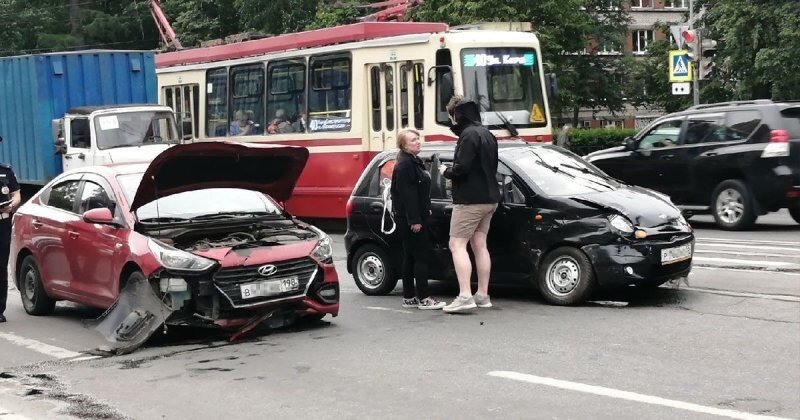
[
  {"xmin": 639, "ymin": 119, "xmax": 682, "ymax": 149},
  {"xmin": 78, "ymin": 181, "xmax": 115, "ymax": 214},
  {"xmin": 47, "ymin": 180, "xmax": 81, "ymax": 212},
  {"xmin": 684, "ymin": 115, "xmax": 725, "ymax": 144},
  {"xmin": 724, "ymin": 110, "xmax": 762, "ymax": 141}
]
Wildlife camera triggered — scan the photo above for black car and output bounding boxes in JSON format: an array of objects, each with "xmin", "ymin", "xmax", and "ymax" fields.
[
  {"xmin": 586, "ymin": 100, "xmax": 800, "ymax": 230},
  {"xmin": 344, "ymin": 142, "xmax": 695, "ymax": 305}
]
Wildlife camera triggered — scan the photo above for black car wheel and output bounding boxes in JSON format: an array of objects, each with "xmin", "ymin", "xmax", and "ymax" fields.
[
  {"xmin": 711, "ymin": 180, "xmax": 757, "ymax": 230},
  {"xmin": 352, "ymin": 244, "xmax": 397, "ymax": 295},
  {"xmin": 19, "ymin": 255, "xmax": 56, "ymax": 316},
  {"xmin": 537, "ymin": 247, "xmax": 595, "ymax": 305},
  {"xmin": 790, "ymin": 207, "xmax": 800, "ymax": 225}
]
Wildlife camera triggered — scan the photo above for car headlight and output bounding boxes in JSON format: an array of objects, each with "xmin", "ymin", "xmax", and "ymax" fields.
[
  {"xmin": 308, "ymin": 226, "xmax": 333, "ymax": 262},
  {"xmin": 609, "ymin": 214, "xmax": 635, "ymax": 235},
  {"xmin": 147, "ymin": 239, "xmax": 216, "ymax": 273}
]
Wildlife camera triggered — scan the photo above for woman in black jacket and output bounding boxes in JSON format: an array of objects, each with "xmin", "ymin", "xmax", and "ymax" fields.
[{"xmin": 390, "ymin": 129, "xmax": 445, "ymax": 310}]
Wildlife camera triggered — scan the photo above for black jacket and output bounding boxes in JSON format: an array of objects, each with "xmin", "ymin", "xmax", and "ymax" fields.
[
  {"xmin": 390, "ymin": 150, "xmax": 431, "ymax": 225},
  {"xmin": 443, "ymin": 99, "xmax": 501, "ymax": 204}
]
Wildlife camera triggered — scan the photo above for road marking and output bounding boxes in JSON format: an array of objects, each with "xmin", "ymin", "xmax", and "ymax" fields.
[
  {"xmin": 693, "ymin": 257, "xmax": 800, "ymax": 268},
  {"xmin": 692, "ymin": 266, "xmax": 800, "ymax": 277},
  {"xmin": 0, "ymin": 332, "xmax": 81, "ymax": 360},
  {"xmin": 694, "ymin": 250, "xmax": 797, "ymax": 259},
  {"xmin": 365, "ymin": 306, "xmax": 414, "ymax": 314},
  {"xmin": 680, "ymin": 286, "xmax": 800, "ymax": 302},
  {"xmin": 695, "ymin": 243, "xmax": 800, "ymax": 252},
  {"xmin": 488, "ymin": 371, "xmax": 793, "ymax": 420},
  {"xmin": 696, "ymin": 237, "xmax": 800, "ymax": 246}
]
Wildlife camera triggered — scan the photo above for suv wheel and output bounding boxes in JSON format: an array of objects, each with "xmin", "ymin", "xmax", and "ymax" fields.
[
  {"xmin": 352, "ymin": 244, "xmax": 398, "ymax": 295},
  {"xmin": 711, "ymin": 180, "xmax": 757, "ymax": 230},
  {"xmin": 537, "ymin": 247, "xmax": 595, "ymax": 305},
  {"xmin": 790, "ymin": 207, "xmax": 800, "ymax": 225}
]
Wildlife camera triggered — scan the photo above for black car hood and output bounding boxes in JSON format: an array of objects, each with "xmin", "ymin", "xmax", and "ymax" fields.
[
  {"xmin": 570, "ymin": 186, "xmax": 682, "ymax": 228},
  {"xmin": 585, "ymin": 145, "xmax": 625, "ymax": 160}
]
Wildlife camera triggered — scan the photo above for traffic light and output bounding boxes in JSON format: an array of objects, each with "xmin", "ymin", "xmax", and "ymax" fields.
[
  {"xmin": 682, "ymin": 29, "xmax": 700, "ymax": 61},
  {"xmin": 699, "ymin": 38, "xmax": 717, "ymax": 80}
]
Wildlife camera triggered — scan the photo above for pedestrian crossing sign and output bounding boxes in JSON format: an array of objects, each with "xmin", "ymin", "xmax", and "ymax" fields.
[{"xmin": 669, "ymin": 50, "xmax": 692, "ymax": 82}]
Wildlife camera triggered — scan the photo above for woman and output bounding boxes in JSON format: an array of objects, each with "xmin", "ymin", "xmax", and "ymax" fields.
[
  {"xmin": 390, "ymin": 129, "xmax": 445, "ymax": 310},
  {"xmin": 229, "ymin": 110, "xmax": 254, "ymax": 136}
]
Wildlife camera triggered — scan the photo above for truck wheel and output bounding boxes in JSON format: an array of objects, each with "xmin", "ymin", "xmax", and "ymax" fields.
[
  {"xmin": 352, "ymin": 244, "xmax": 397, "ymax": 296},
  {"xmin": 711, "ymin": 180, "xmax": 757, "ymax": 230},
  {"xmin": 537, "ymin": 247, "xmax": 595, "ymax": 306},
  {"xmin": 790, "ymin": 207, "xmax": 800, "ymax": 225},
  {"xmin": 19, "ymin": 256, "xmax": 56, "ymax": 316}
]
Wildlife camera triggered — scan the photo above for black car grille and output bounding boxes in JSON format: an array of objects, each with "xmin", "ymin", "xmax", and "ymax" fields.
[{"xmin": 213, "ymin": 257, "xmax": 318, "ymax": 308}]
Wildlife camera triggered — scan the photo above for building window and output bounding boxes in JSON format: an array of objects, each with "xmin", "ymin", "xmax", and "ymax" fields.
[
  {"xmin": 632, "ymin": 30, "xmax": 653, "ymax": 54},
  {"xmin": 665, "ymin": 0, "xmax": 688, "ymax": 8},
  {"xmin": 581, "ymin": 120, "xmax": 592, "ymax": 129},
  {"xmin": 598, "ymin": 41, "xmax": 621, "ymax": 55},
  {"xmin": 631, "ymin": 0, "xmax": 652, "ymax": 8}
]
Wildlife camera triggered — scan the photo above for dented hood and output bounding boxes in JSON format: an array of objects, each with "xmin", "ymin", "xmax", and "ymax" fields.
[
  {"xmin": 130, "ymin": 142, "xmax": 309, "ymax": 212},
  {"xmin": 571, "ymin": 186, "xmax": 682, "ymax": 228}
]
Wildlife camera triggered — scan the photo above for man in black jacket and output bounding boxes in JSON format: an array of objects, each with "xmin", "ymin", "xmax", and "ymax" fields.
[{"xmin": 438, "ymin": 96, "xmax": 500, "ymax": 313}]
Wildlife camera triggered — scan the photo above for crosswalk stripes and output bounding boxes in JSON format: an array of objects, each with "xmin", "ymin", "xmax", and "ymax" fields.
[{"xmin": 693, "ymin": 236, "xmax": 800, "ymax": 273}]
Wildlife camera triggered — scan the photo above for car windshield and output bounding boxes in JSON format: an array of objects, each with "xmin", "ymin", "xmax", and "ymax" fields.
[
  {"xmin": 461, "ymin": 47, "xmax": 547, "ymax": 128},
  {"xmin": 95, "ymin": 111, "xmax": 180, "ymax": 150},
  {"xmin": 116, "ymin": 173, "xmax": 282, "ymax": 221},
  {"xmin": 509, "ymin": 147, "xmax": 618, "ymax": 196}
]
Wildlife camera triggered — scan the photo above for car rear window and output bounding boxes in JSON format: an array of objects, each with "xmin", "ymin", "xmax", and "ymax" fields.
[{"xmin": 779, "ymin": 107, "xmax": 800, "ymax": 137}]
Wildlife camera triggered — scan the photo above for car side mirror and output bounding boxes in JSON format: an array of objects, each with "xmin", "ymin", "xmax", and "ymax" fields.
[
  {"xmin": 83, "ymin": 208, "xmax": 115, "ymax": 225},
  {"xmin": 624, "ymin": 136, "xmax": 636, "ymax": 151}
]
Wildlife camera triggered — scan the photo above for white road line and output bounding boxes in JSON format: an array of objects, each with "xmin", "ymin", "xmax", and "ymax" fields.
[
  {"xmin": 488, "ymin": 371, "xmax": 793, "ymax": 420},
  {"xmin": 695, "ymin": 243, "xmax": 800, "ymax": 252},
  {"xmin": 0, "ymin": 406, "xmax": 34, "ymax": 420},
  {"xmin": 696, "ymin": 237, "xmax": 800, "ymax": 246},
  {"xmin": 0, "ymin": 332, "xmax": 81, "ymax": 360},
  {"xmin": 692, "ymin": 266, "xmax": 800, "ymax": 277},
  {"xmin": 679, "ymin": 286, "xmax": 800, "ymax": 302},
  {"xmin": 694, "ymin": 250, "xmax": 797, "ymax": 259},
  {"xmin": 693, "ymin": 257, "xmax": 800, "ymax": 267},
  {"xmin": 365, "ymin": 306, "xmax": 414, "ymax": 314}
]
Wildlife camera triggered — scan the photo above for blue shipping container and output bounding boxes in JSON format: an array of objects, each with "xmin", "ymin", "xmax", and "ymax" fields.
[{"xmin": 0, "ymin": 50, "xmax": 157, "ymax": 185}]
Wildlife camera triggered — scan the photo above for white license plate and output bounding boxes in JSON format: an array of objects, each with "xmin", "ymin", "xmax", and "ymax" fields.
[
  {"xmin": 661, "ymin": 243, "xmax": 692, "ymax": 265},
  {"xmin": 240, "ymin": 276, "xmax": 299, "ymax": 299}
]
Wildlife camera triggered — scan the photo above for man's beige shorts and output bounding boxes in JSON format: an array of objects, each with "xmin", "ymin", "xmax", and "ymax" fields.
[{"xmin": 449, "ymin": 203, "xmax": 498, "ymax": 239}]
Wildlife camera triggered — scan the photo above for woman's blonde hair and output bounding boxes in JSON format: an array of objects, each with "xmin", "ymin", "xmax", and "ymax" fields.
[{"xmin": 396, "ymin": 128, "xmax": 421, "ymax": 150}]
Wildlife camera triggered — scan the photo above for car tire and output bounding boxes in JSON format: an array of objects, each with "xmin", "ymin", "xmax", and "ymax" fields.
[
  {"xmin": 790, "ymin": 207, "xmax": 800, "ymax": 225},
  {"xmin": 19, "ymin": 256, "xmax": 56, "ymax": 316},
  {"xmin": 537, "ymin": 247, "xmax": 595, "ymax": 306},
  {"xmin": 711, "ymin": 180, "xmax": 757, "ymax": 230},
  {"xmin": 351, "ymin": 244, "xmax": 397, "ymax": 296}
]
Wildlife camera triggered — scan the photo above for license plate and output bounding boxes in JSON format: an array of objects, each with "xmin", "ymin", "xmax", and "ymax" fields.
[
  {"xmin": 661, "ymin": 243, "xmax": 692, "ymax": 265},
  {"xmin": 240, "ymin": 276, "xmax": 299, "ymax": 299}
]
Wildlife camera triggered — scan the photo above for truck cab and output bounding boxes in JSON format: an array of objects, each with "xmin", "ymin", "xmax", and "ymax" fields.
[{"xmin": 53, "ymin": 105, "xmax": 181, "ymax": 171}]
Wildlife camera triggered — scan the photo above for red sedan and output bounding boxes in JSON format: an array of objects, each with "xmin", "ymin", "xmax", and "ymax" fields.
[{"xmin": 9, "ymin": 142, "xmax": 339, "ymax": 345}]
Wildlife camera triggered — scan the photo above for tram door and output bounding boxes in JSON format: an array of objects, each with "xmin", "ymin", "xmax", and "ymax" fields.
[{"xmin": 367, "ymin": 61, "xmax": 425, "ymax": 152}]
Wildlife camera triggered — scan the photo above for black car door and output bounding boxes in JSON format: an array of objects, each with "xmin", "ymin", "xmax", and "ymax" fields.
[
  {"xmin": 487, "ymin": 167, "xmax": 537, "ymax": 283},
  {"xmin": 426, "ymin": 154, "xmax": 456, "ymax": 279},
  {"xmin": 624, "ymin": 118, "xmax": 686, "ymax": 196}
]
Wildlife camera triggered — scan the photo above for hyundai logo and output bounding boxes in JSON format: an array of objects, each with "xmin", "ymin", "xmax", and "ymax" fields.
[{"xmin": 257, "ymin": 264, "xmax": 278, "ymax": 277}]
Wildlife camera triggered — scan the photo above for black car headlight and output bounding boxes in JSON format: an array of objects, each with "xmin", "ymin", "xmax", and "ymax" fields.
[{"xmin": 608, "ymin": 214, "xmax": 635, "ymax": 236}]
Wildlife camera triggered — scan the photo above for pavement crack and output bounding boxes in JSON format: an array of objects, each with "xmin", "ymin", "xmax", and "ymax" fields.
[{"xmin": 677, "ymin": 305, "xmax": 799, "ymax": 324}]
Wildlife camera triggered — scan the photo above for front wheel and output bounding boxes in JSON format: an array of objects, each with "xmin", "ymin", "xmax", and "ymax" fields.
[
  {"xmin": 711, "ymin": 180, "xmax": 757, "ymax": 230},
  {"xmin": 351, "ymin": 244, "xmax": 397, "ymax": 295},
  {"xmin": 19, "ymin": 255, "xmax": 56, "ymax": 315},
  {"xmin": 537, "ymin": 247, "xmax": 595, "ymax": 306},
  {"xmin": 789, "ymin": 207, "xmax": 800, "ymax": 225}
]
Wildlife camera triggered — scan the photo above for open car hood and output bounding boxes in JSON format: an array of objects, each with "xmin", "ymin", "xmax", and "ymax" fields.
[{"xmin": 130, "ymin": 142, "xmax": 309, "ymax": 212}]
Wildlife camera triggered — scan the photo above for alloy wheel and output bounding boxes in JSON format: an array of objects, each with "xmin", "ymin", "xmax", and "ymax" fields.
[{"xmin": 715, "ymin": 188, "xmax": 744, "ymax": 225}]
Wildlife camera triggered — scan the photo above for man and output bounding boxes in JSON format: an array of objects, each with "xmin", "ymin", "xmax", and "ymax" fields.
[
  {"xmin": 0, "ymin": 162, "xmax": 22, "ymax": 323},
  {"xmin": 555, "ymin": 123, "xmax": 571, "ymax": 148},
  {"xmin": 438, "ymin": 96, "xmax": 500, "ymax": 313}
]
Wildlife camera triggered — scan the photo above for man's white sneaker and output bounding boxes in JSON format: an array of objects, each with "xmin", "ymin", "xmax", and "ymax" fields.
[
  {"xmin": 443, "ymin": 295, "xmax": 477, "ymax": 313},
  {"xmin": 473, "ymin": 294, "xmax": 492, "ymax": 308}
]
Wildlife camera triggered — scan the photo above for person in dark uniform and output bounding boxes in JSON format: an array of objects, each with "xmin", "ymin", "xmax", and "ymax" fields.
[
  {"xmin": 390, "ymin": 129, "xmax": 445, "ymax": 310},
  {"xmin": 0, "ymin": 163, "xmax": 21, "ymax": 323}
]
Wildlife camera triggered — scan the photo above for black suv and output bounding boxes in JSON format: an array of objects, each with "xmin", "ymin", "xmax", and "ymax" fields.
[
  {"xmin": 344, "ymin": 143, "xmax": 694, "ymax": 306},
  {"xmin": 586, "ymin": 100, "xmax": 800, "ymax": 230}
]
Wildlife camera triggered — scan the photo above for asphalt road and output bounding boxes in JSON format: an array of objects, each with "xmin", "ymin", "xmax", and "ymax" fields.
[{"xmin": 1, "ymin": 211, "xmax": 798, "ymax": 419}]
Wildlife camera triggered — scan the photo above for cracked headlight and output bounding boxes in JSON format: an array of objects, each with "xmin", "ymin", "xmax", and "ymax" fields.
[
  {"xmin": 147, "ymin": 239, "xmax": 216, "ymax": 273},
  {"xmin": 609, "ymin": 214, "xmax": 635, "ymax": 235},
  {"xmin": 309, "ymin": 226, "xmax": 333, "ymax": 262}
]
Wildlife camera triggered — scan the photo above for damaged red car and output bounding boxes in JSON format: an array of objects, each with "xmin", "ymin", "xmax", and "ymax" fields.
[{"xmin": 10, "ymin": 142, "xmax": 338, "ymax": 346}]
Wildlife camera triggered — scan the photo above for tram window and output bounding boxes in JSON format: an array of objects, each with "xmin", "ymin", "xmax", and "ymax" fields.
[
  {"xmin": 370, "ymin": 66, "xmax": 381, "ymax": 131},
  {"xmin": 385, "ymin": 65, "xmax": 394, "ymax": 131},
  {"xmin": 413, "ymin": 63, "xmax": 424, "ymax": 129},
  {"xmin": 230, "ymin": 64, "xmax": 265, "ymax": 136},
  {"xmin": 435, "ymin": 49, "xmax": 454, "ymax": 125},
  {"xmin": 400, "ymin": 65, "xmax": 409, "ymax": 128},
  {"xmin": 267, "ymin": 59, "xmax": 306, "ymax": 134},
  {"xmin": 308, "ymin": 55, "xmax": 352, "ymax": 132},
  {"xmin": 206, "ymin": 68, "xmax": 228, "ymax": 137}
]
